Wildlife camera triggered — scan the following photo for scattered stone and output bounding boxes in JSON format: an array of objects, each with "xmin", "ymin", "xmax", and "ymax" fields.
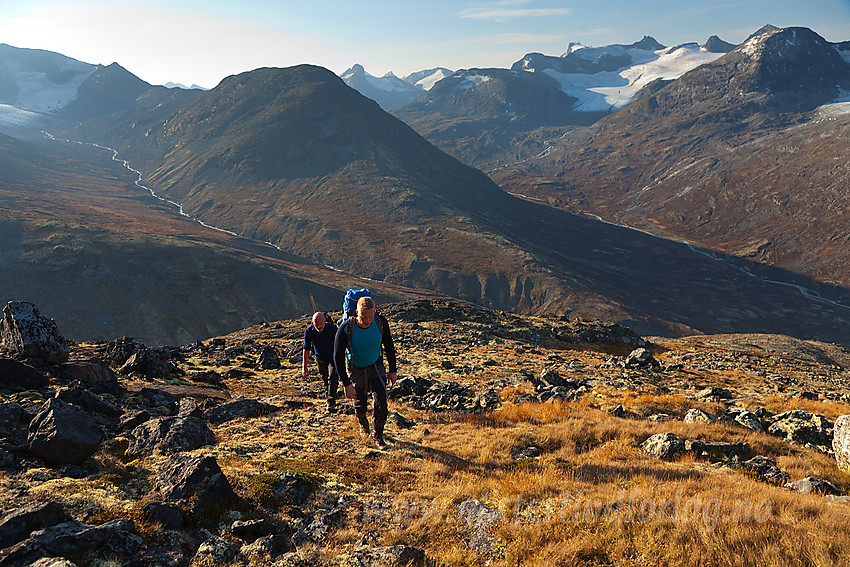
[
  {"xmin": 641, "ymin": 433, "xmax": 684, "ymax": 460},
  {"xmin": 512, "ymin": 446, "xmax": 542, "ymax": 460},
  {"xmin": 683, "ymin": 408, "xmax": 716, "ymax": 424},
  {"xmin": 685, "ymin": 440, "xmax": 750, "ymax": 463},
  {"xmin": 0, "ymin": 301, "xmax": 69, "ymax": 364},
  {"xmin": 240, "ymin": 534, "xmax": 291, "ymax": 561},
  {"xmin": 741, "ymin": 455, "xmax": 790, "ymax": 485},
  {"xmin": 0, "ymin": 358, "xmax": 49, "ymax": 393},
  {"xmin": 232, "ymin": 519, "xmax": 276, "ymax": 542},
  {"xmin": 140, "ymin": 502, "xmax": 184, "ymax": 529},
  {"xmin": 623, "ymin": 348, "xmax": 660, "ymax": 369},
  {"xmin": 104, "ymin": 337, "xmax": 143, "ymax": 366},
  {"xmin": 126, "ymin": 416, "xmax": 216, "ymax": 458},
  {"xmin": 440, "ymin": 360, "xmax": 454, "ymax": 370},
  {"xmin": 119, "ymin": 348, "xmax": 174, "ymax": 379},
  {"xmin": 55, "ymin": 388, "xmax": 122, "ymax": 419},
  {"xmin": 256, "ymin": 346, "xmax": 281, "ymax": 370},
  {"xmin": 334, "ymin": 545, "xmax": 427, "ymax": 566},
  {"xmin": 457, "ymin": 500, "xmax": 502, "ymax": 555},
  {"xmin": 3, "ymin": 519, "xmax": 140, "ymax": 566},
  {"xmin": 552, "ymin": 320, "xmax": 645, "ymax": 346},
  {"xmin": 191, "ymin": 535, "xmax": 238, "ymax": 565},
  {"xmin": 648, "ymin": 413, "xmax": 673, "ymax": 422},
  {"xmin": 27, "ymin": 399, "xmax": 104, "ymax": 465},
  {"xmin": 608, "ymin": 404, "xmax": 625, "ymax": 418},
  {"xmin": 0, "ymin": 501, "xmax": 68, "ymax": 550},
  {"xmin": 391, "ymin": 412, "xmax": 415, "ymax": 429},
  {"xmin": 733, "ymin": 411, "xmax": 764, "ymax": 432},
  {"xmin": 134, "ymin": 388, "xmax": 178, "ymax": 415},
  {"xmin": 784, "ymin": 477, "xmax": 841, "ymax": 495},
  {"xmin": 276, "ymin": 472, "xmax": 315, "ymax": 504},
  {"xmin": 0, "ymin": 402, "xmax": 31, "ymax": 435},
  {"xmin": 117, "ymin": 410, "xmax": 151, "ymax": 432},
  {"xmin": 696, "ymin": 387, "xmax": 733, "ymax": 401},
  {"xmin": 156, "ymin": 453, "xmax": 235, "ymax": 520},
  {"xmin": 204, "ymin": 399, "xmax": 279, "ymax": 425},
  {"xmin": 291, "ymin": 519, "xmax": 327, "ymax": 548},
  {"xmin": 55, "ymin": 359, "xmax": 120, "ymax": 396}
]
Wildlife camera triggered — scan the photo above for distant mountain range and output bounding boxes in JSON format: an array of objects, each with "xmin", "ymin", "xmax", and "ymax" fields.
[
  {"xmin": 2, "ymin": 27, "xmax": 850, "ymax": 347},
  {"xmin": 339, "ymin": 64, "xmax": 452, "ymax": 110}
]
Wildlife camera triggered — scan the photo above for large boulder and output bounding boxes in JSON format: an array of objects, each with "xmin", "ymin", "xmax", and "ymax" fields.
[
  {"xmin": 623, "ymin": 348, "xmax": 660, "ymax": 369},
  {"xmin": 27, "ymin": 399, "xmax": 104, "ymax": 465},
  {"xmin": 0, "ymin": 403, "xmax": 31, "ymax": 437},
  {"xmin": 0, "ymin": 519, "xmax": 141, "ymax": 566},
  {"xmin": 334, "ymin": 546, "xmax": 427, "ymax": 566},
  {"xmin": 119, "ymin": 348, "xmax": 174, "ymax": 379},
  {"xmin": 0, "ymin": 358, "xmax": 49, "ymax": 393},
  {"xmin": 784, "ymin": 477, "xmax": 841, "ymax": 495},
  {"xmin": 0, "ymin": 301, "xmax": 68, "ymax": 364},
  {"xmin": 126, "ymin": 416, "xmax": 215, "ymax": 458},
  {"xmin": 156, "ymin": 453, "xmax": 235, "ymax": 520},
  {"xmin": 741, "ymin": 455, "xmax": 790, "ymax": 485},
  {"xmin": 833, "ymin": 415, "xmax": 850, "ymax": 472},
  {"xmin": 256, "ymin": 346, "xmax": 280, "ymax": 370}
]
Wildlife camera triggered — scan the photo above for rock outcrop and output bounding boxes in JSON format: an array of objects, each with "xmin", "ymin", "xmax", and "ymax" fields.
[
  {"xmin": 0, "ymin": 301, "xmax": 69, "ymax": 364},
  {"xmin": 26, "ymin": 399, "xmax": 103, "ymax": 465}
]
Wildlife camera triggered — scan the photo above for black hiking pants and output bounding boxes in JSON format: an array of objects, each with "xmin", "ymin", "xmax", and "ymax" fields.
[
  {"xmin": 316, "ymin": 357, "xmax": 339, "ymax": 402},
  {"xmin": 349, "ymin": 361, "xmax": 388, "ymax": 438}
]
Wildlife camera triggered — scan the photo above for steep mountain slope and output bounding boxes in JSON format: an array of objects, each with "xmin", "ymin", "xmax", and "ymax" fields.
[
  {"xmin": 0, "ymin": 43, "xmax": 95, "ymax": 113},
  {"xmin": 0, "ymin": 130, "xmax": 426, "ymax": 344},
  {"xmin": 55, "ymin": 64, "xmax": 850, "ymax": 345},
  {"xmin": 493, "ymin": 26, "xmax": 850, "ymax": 288}
]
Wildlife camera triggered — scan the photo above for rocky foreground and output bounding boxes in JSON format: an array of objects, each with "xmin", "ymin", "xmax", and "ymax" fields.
[{"xmin": 2, "ymin": 299, "xmax": 850, "ymax": 566}]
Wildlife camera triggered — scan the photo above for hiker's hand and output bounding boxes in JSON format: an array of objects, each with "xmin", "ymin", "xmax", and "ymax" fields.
[
  {"xmin": 387, "ymin": 372, "xmax": 397, "ymax": 386},
  {"xmin": 344, "ymin": 384, "xmax": 356, "ymax": 399},
  {"xmin": 301, "ymin": 367, "xmax": 309, "ymax": 379}
]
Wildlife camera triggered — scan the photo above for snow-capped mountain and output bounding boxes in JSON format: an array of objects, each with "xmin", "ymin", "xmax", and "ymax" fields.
[
  {"xmin": 340, "ymin": 64, "xmax": 453, "ymax": 110},
  {"xmin": 513, "ymin": 36, "xmax": 729, "ymax": 112}
]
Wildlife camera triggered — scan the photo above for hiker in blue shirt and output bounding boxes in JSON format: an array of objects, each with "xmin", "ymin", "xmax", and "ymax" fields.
[
  {"xmin": 334, "ymin": 296, "xmax": 397, "ymax": 449},
  {"xmin": 303, "ymin": 312, "xmax": 340, "ymax": 412}
]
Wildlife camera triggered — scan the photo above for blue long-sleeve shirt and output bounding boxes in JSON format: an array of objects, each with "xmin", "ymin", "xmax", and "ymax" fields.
[{"xmin": 303, "ymin": 321, "xmax": 338, "ymax": 360}]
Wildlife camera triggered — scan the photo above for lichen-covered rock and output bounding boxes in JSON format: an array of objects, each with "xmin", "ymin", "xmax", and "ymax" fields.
[
  {"xmin": 833, "ymin": 415, "xmax": 850, "ymax": 472},
  {"xmin": 641, "ymin": 433, "xmax": 685, "ymax": 460},
  {"xmin": 684, "ymin": 408, "xmax": 716, "ymax": 424},
  {"xmin": 784, "ymin": 477, "xmax": 841, "ymax": 495},
  {"xmin": 156, "ymin": 453, "xmax": 234, "ymax": 520},
  {"xmin": 0, "ymin": 358, "xmax": 49, "ymax": 393},
  {"xmin": 0, "ymin": 301, "xmax": 68, "ymax": 364},
  {"xmin": 333, "ymin": 545, "xmax": 427, "ymax": 566},
  {"xmin": 623, "ymin": 348, "xmax": 660, "ymax": 369},
  {"xmin": 741, "ymin": 455, "xmax": 790, "ymax": 485},
  {"xmin": 0, "ymin": 501, "xmax": 68, "ymax": 550},
  {"xmin": 203, "ymin": 399, "xmax": 278, "ymax": 425},
  {"xmin": 127, "ymin": 416, "xmax": 216, "ymax": 458},
  {"xmin": 457, "ymin": 500, "xmax": 502, "ymax": 555},
  {"xmin": 767, "ymin": 410, "xmax": 831, "ymax": 446}
]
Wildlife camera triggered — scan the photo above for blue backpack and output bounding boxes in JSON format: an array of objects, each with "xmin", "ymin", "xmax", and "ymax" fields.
[{"xmin": 342, "ymin": 288, "xmax": 372, "ymax": 321}]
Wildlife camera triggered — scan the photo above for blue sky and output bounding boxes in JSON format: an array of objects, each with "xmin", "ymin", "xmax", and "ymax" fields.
[{"xmin": 1, "ymin": 0, "xmax": 849, "ymax": 88}]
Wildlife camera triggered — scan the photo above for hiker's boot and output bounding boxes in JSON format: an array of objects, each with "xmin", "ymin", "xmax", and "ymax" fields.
[
  {"xmin": 326, "ymin": 399, "xmax": 336, "ymax": 413},
  {"xmin": 358, "ymin": 418, "xmax": 370, "ymax": 438},
  {"xmin": 373, "ymin": 435, "xmax": 388, "ymax": 450}
]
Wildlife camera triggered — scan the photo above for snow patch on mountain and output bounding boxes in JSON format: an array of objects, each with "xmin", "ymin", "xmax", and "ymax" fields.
[
  {"xmin": 458, "ymin": 74, "xmax": 492, "ymax": 91},
  {"xmin": 543, "ymin": 44, "xmax": 723, "ymax": 112},
  {"xmin": 410, "ymin": 68, "xmax": 453, "ymax": 91},
  {"xmin": 0, "ymin": 56, "xmax": 95, "ymax": 113}
]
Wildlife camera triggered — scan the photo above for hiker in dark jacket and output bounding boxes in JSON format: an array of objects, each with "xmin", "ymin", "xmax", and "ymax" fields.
[
  {"xmin": 303, "ymin": 312, "xmax": 340, "ymax": 411},
  {"xmin": 334, "ymin": 296, "xmax": 397, "ymax": 449}
]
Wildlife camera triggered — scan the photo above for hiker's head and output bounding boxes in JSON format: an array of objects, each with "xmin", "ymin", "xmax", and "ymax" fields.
[
  {"xmin": 312, "ymin": 311, "xmax": 326, "ymax": 331},
  {"xmin": 356, "ymin": 296, "xmax": 376, "ymax": 326}
]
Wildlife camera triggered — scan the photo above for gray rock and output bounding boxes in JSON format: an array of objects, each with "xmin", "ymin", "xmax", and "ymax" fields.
[
  {"xmin": 104, "ymin": 336, "xmax": 143, "ymax": 366},
  {"xmin": 685, "ymin": 440, "xmax": 750, "ymax": 463},
  {"xmin": 734, "ymin": 411, "xmax": 764, "ymax": 432},
  {"xmin": 55, "ymin": 359, "xmax": 120, "ymax": 396},
  {"xmin": 0, "ymin": 301, "xmax": 69, "ymax": 364},
  {"xmin": 623, "ymin": 348, "xmax": 659, "ymax": 369},
  {"xmin": 784, "ymin": 477, "xmax": 841, "ymax": 495},
  {"xmin": 117, "ymin": 410, "xmax": 151, "ymax": 432},
  {"xmin": 191, "ymin": 536, "xmax": 238, "ymax": 565},
  {"xmin": 204, "ymin": 399, "xmax": 278, "ymax": 425},
  {"xmin": 55, "ymin": 388, "xmax": 121, "ymax": 419},
  {"xmin": 135, "ymin": 388, "xmax": 177, "ymax": 415},
  {"xmin": 0, "ymin": 358, "xmax": 49, "ymax": 393},
  {"xmin": 126, "ymin": 416, "xmax": 215, "ymax": 458},
  {"xmin": 0, "ymin": 402, "xmax": 31, "ymax": 435},
  {"xmin": 833, "ymin": 415, "xmax": 850, "ymax": 472},
  {"xmin": 232, "ymin": 519, "xmax": 276, "ymax": 542},
  {"xmin": 256, "ymin": 346, "xmax": 281, "ymax": 370},
  {"xmin": 291, "ymin": 519, "xmax": 327, "ymax": 548},
  {"xmin": 27, "ymin": 399, "xmax": 104, "ymax": 465},
  {"xmin": 683, "ymin": 408, "xmax": 716, "ymax": 424},
  {"xmin": 120, "ymin": 348, "xmax": 174, "ymax": 379},
  {"xmin": 641, "ymin": 433, "xmax": 685, "ymax": 460},
  {"xmin": 156, "ymin": 453, "xmax": 234, "ymax": 519},
  {"xmin": 741, "ymin": 455, "xmax": 790, "ymax": 485},
  {"xmin": 0, "ymin": 501, "xmax": 68, "ymax": 550},
  {"xmin": 240, "ymin": 534, "xmax": 291, "ymax": 560},
  {"xmin": 457, "ymin": 500, "xmax": 502, "ymax": 555},
  {"xmin": 696, "ymin": 387, "xmax": 733, "ymax": 400},
  {"xmin": 768, "ymin": 410, "xmax": 831, "ymax": 446},
  {"xmin": 30, "ymin": 558, "xmax": 78, "ymax": 567},
  {"xmin": 140, "ymin": 502, "xmax": 184, "ymax": 529},
  {"xmin": 334, "ymin": 545, "xmax": 427, "ymax": 566}
]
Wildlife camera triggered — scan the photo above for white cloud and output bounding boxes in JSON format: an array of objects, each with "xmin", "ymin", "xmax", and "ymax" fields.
[{"xmin": 457, "ymin": 1, "xmax": 570, "ymax": 21}]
